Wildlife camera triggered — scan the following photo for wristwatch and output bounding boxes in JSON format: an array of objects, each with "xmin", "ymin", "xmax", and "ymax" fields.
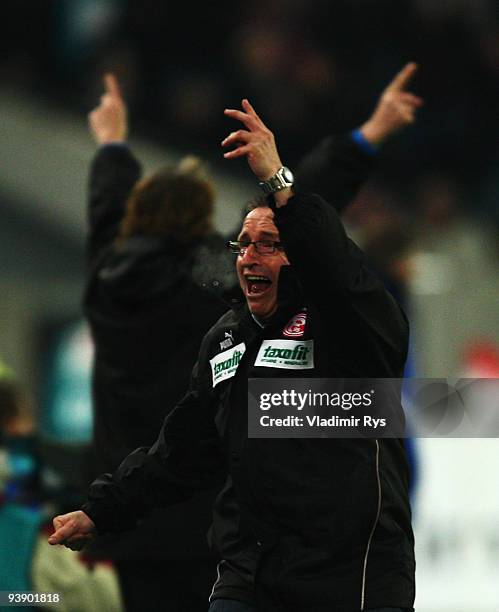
[{"xmin": 259, "ymin": 166, "xmax": 294, "ymax": 194}]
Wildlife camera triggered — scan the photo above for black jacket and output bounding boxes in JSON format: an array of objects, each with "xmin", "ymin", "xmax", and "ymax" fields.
[
  {"xmin": 83, "ymin": 190, "xmax": 415, "ymax": 611},
  {"xmin": 295, "ymin": 131, "xmax": 375, "ymax": 213},
  {"xmin": 83, "ymin": 145, "xmax": 230, "ymax": 559}
]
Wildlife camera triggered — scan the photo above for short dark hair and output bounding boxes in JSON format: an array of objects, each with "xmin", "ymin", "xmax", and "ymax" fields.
[
  {"xmin": 119, "ymin": 156, "xmax": 215, "ymax": 245},
  {"xmin": 244, "ymin": 195, "xmax": 269, "ymax": 215}
]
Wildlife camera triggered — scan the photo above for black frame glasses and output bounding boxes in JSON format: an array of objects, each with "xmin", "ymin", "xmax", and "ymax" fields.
[{"xmin": 227, "ymin": 240, "xmax": 283, "ymax": 255}]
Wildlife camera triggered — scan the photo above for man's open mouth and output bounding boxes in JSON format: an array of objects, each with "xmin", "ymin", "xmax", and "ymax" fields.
[{"xmin": 245, "ymin": 275, "xmax": 272, "ymax": 295}]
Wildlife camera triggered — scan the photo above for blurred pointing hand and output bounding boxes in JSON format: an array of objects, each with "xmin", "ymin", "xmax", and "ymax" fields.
[
  {"xmin": 88, "ymin": 73, "xmax": 128, "ymax": 145},
  {"xmin": 360, "ymin": 62, "xmax": 424, "ymax": 146}
]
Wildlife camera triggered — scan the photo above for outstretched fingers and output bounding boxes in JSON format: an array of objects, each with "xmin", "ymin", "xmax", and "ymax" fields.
[
  {"xmin": 222, "ymin": 98, "xmax": 282, "ymax": 180},
  {"xmin": 104, "ymin": 73, "xmax": 122, "ymax": 98},
  {"xmin": 387, "ymin": 62, "xmax": 418, "ymax": 93},
  {"xmin": 241, "ymin": 99, "xmax": 263, "ymax": 123},
  {"xmin": 223, "ymin": 144, "xmax": 251, "ymax": 159},
  {"xmin": 222, "ymin": 129, "xmax": 252, "ymax": 147},
  {"xmin": 222, "ymin": 99, "xmax": 271, "ymax": 151},
  {"xmin": 224, "ymin": 108, "xmax": 258, "ymax": 130}
]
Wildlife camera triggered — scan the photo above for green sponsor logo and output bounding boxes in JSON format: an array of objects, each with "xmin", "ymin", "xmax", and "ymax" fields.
[
  {"xmin": 214, "ymin": 349, "xmax": 244, "ymax": 377},
  {"xmin": 262, "ymin": 344, "xmax": 310, "ymax": 362},
  {"xmin": 255, "ymin": 339, "xmax": 314, "ymax": 369}
]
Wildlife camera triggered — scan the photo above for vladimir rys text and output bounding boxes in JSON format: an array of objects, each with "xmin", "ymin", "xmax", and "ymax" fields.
[
  {"xmin": 258, "ymin": 389, "xmax": 386, "ymax": 431},
  {"xmin": 248, "ymin": 378, "xmax": 499, "ymax": 439}
]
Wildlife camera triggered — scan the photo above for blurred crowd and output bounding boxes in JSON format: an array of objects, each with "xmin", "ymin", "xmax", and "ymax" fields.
[{"xmin": 2, "ymin": 0, "xmax": 499, "ymax": 233}]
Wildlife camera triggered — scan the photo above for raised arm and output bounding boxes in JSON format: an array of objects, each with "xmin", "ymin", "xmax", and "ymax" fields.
[
  {"xmin": 86, "ymin": 73, "xmax": 141, "ymax": 261},
  {"xmin": 223, "ymin": 98, "xmax": 293, "ymax": 209},
  {"xmin": 295, "ymin": 62, "xmax": 423, "ymax": 212},
  {"xmin": 359, "ymin": 62, "xmax": 422, "ymax": 146},
  {"xmin": 222, "ymin": 100, "xmax": 408, "ymax": 359}
]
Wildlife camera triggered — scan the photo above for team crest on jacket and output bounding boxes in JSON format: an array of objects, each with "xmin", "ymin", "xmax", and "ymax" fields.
[{"xmin": 282, "ymin": 311, "xmax": 307, "ymax": 338}]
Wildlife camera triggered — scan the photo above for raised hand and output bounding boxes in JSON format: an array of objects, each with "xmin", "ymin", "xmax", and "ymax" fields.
[
  {"xmin": 222, "ymin": 99, "xmax": 284, "ymax": 181},
  {"xmin": 48, "ymin": 510, "xmax": 97, "ymax": 551},
  {"xmin": 360, "ymin": 62, "xmax": 424, "ymax": 146},
  {"xmin": 88, "ymin": 73, "xmax": 128, "ymax": 145}
]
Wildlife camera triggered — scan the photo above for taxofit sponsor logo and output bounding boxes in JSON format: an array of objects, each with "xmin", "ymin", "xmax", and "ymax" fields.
[
  {"xmin": 210, "ymin": 342, "xmax": 246, "ymax": 387},
  {"xmin": 254, "ymin": 339, "xmax": 314, "ymax": 370}
]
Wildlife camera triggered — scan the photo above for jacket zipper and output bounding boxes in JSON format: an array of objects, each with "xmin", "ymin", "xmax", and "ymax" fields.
[
  {"xmin": 360, "ymin": 439, "xmax": 381, "ymax": 611},
  {"xmin": 208, "ymin": 560, "xmax": 225, "ymax": 602}
]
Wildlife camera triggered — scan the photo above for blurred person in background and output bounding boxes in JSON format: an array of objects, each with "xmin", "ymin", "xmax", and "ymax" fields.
[
  {"xmin": 49, "ymin": 80, "xmax": 422, "ymax": 611},
  {"xmin": 0, "ymin": 363, "xmax": 38, "ymax": 509},
  {"xmin": 0, "ymin": 369, "xmax": 41, "ymax": 595},
  {"xmin": 0, "ymin": 364, "xmax": 122, "ymax": 611},
  {"xmin": 82, "ymin": 74, "xmax": 231, "ymax": 612}
]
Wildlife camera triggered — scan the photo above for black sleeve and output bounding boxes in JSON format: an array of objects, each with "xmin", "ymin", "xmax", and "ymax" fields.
[
  {"xmin": 273, "ymin": 192, "xmax": 408, "ymax": 357},
  {"xmin": 81, "ymin": 357, "xmax": 227, "ymax": 534},
  {"xmin": 87, "ymin": 145, "xmax": 142, "ymax": 264},
  {"xmin": 294, "ymin": 133, "xmax": 375, "ymax": 213}
]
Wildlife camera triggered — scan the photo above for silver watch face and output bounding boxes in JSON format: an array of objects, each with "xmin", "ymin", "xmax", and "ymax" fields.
[
  {"xmin": 259, "ymin": 166, "xmax": 294, "ymax": 193},
  {"xmin": 281, "ymin": 167, "xmax": 294, "ymax": 184}
]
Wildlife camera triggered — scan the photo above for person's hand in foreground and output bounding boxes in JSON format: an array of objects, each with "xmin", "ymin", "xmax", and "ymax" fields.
[
  {"xmin": 222, "ymin": 99, "xmax": 291, "ymax": 207},
  {"xmin": 88, "ymin": 73, "xmax": 128, "ymax": 145},
  {"xmin": 48, "ymin": 510, "xmax": 97, "ymax": 551},
  {"xmin": 360, "ymin": 62, "xmax": 423, "ymax": 146}
]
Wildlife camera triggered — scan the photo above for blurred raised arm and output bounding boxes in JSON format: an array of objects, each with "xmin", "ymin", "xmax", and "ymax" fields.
[{"xmin": 295, "ymin": 62, "xmax": 423, "ymax": 212}]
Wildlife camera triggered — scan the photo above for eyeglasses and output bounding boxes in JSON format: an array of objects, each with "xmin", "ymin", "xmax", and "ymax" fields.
[{"xmin": 227, "ymin": 240, "xmax": 283, "ymax": 255}]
